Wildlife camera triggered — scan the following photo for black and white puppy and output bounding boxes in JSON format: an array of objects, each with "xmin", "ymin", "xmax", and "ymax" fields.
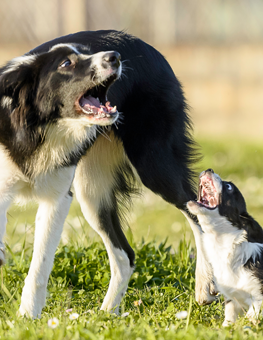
[
  {"xmin": 0, "ymin": 30, "xmax": 210, "ymax": 318},
  {"xmin": 188, "ymin": 169, "xmax": 263, "ymax": 326}
]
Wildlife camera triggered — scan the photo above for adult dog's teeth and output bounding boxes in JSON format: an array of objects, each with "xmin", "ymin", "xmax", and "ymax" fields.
[
  {"xmin": 101, "ymin": 113, "xmax": 105, "ymax": 118},
  {"xmin": 111, "ymin": 106, "xmax": 117, "ymax": 112},
  {"xmin": 106, "ymin": 114, "xmax": 110, "ymax": 117}
]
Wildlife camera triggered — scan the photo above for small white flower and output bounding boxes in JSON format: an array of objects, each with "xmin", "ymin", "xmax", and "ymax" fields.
[
  {"xmin": 175, "ymin": 311, "xmax": 188, "ymax": 319},
  {"xmin": 121, "ymin": 312, "xmax": 129, "ymax": 317},
  {"xmin": 133, "ymin": 298, "xmax": 143, "ymax": 306},
  {"xmin": 69, "ymin": 313, "xmax": 79, "ymax": 320},
  {"xmin": 48, "ymin": 317, "xmax": 59, "ymax": 329}
]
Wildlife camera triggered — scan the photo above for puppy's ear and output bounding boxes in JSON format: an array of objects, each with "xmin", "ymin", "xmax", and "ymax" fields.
[{"xmin": 240, "ymin": 212, "xmax": 263, "ymax": 243}]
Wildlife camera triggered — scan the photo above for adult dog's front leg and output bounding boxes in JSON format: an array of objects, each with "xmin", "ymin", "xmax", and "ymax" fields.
[
  {"xmin": 74, "ymin": 177, "xmax": 134, "ymax": 315},
  {"xmin": 74, "ymin": 135, "xmax": 135, "ymax": 314},
  {"xmin": 19, "ymin": 192, "xmax": 73, "ymax": 318},
  {"xmin": 0, "ymin": 199, "xmax": 13, "ymax": 266},
  {"xmin": 182, "ymin": 211, "xmax": 217, "ymax": 305}
]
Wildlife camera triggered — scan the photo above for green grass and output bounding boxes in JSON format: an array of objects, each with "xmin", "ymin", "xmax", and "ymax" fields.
[
  {"xmin": 0, "ymin": 240, "xmax": 260, "ymax": 339},
  {"xmin": 2, "ymin": 136, "xmax": 263, "ymax": 339}
]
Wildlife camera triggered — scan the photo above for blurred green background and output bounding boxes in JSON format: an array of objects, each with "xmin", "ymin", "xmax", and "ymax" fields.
[{"xmin": 1, "ymin": 0, "xmax": 263, "ymax": 252}]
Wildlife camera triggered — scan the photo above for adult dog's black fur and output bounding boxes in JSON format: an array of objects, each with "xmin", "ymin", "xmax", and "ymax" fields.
[
  {"xmin": 0, "ymin": 30, "xmax": 210, "ymax": 317},
  {"xmin": 31, "ymin": 30, "xmax": 197, "ymax": 207}
]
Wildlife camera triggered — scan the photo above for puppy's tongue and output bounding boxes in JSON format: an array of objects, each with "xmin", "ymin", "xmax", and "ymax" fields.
[
  {"xmin": 198, "ymin": 175, "xmax": 218, "ymax": 208},
  {"xmin": 79, "ymin": 95, "xmax": 117, "ymax": 114}
]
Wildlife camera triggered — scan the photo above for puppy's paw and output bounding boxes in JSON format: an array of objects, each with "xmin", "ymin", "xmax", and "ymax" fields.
[
  {"xmin": 249, "ymin": 318, "xmax": 260, "ymax": 326},
  {"xmin": 222, "ymin": 320, "xmax": 233, "ymax": 327},
  {"xmin": 246, "ymin": 314, "xmax": 260, "ymax": 325}
]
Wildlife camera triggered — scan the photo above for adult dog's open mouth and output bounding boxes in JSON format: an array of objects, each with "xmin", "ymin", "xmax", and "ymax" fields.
[
  {"xmin": 197, "ymin": 172, "xmax": 219, "ymax": 209},
  {"xmin": 77, "ymin": 74, "xmax": 118, "ymax": 122}
]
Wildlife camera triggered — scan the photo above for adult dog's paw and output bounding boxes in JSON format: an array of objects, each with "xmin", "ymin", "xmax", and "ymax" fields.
[{"xmin": 195, "ymin": 281, "xmax": 217, "ymax": 305}]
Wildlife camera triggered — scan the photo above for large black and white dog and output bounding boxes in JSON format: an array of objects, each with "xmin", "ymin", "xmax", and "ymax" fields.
[
  {"xmin": 0, "ymin": 30, "xmax": 213, "ymax": 318},
  {"xmin": 188, "ymin": 169, "xmax": 263, "ymax": 326}
]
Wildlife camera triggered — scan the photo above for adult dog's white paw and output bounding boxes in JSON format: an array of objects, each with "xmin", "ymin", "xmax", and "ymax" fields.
[
  {"xmin": 18, "ymin": 275, "xmax": 47, "ymax": 319},
  {"xmin": 18, "ymin": 302, "xmax": 41, "ymax": 319}
]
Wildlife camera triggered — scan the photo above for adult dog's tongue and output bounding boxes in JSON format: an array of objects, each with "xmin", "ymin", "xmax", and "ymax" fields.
[{"xmin": 79, "ymin": 95, "xmax": 117, "ymax": 115}]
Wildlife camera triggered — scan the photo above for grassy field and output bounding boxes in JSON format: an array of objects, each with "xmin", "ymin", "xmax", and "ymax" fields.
[{"xmin": 2, "ymin": 136, "xmax": 263, "ymax": 339}]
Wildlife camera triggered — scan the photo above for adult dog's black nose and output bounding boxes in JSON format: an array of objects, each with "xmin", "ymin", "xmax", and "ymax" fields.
[{"xmin": 102, "ymin": 51, "xmax": 121, "ymax": 68}]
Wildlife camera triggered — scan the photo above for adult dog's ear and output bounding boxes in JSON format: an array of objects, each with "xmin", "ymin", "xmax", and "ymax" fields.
[
  {"xmin": 0, "ymin": 69, "xmax": 22, "ymax": 97},
  {"xmin": 0, "ymin": 57, "xmax": 35, "ymax": 97},
  {"xmin": 0, "ymin": 56, "xmax": 38, "ymax": 129}
]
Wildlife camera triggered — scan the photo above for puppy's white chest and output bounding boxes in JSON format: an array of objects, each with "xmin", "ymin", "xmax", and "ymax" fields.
[{"xmin": 203, "ymin": 234, "xmax": 262, "ymax": 308}]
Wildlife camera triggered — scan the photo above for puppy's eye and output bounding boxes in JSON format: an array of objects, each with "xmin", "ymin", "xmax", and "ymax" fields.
[
  {"xmin": 59, "ymin": 59, "xmax": 72, "ymax": 68},
  {"xmin": 226, "ymin": 183, "xmax": 233, "ymax": 191}
]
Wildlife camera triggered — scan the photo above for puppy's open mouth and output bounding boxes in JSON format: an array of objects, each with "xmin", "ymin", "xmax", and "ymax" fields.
[
  {"xmin": 77, "ymin": 75, "xmax": 118, "ymax": 122},
  {"xmin": 197, "ymin": 173, "xmax": 219, "ymax": 209}
]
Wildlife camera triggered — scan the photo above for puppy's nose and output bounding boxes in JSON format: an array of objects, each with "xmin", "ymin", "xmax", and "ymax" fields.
[
  {"xmin": 206, "ymin": 168, "xmax": 214, "ymax": 173},
  {"xmin": 102, "ymin": 51, "xmax": 121, "ymax": 68}
]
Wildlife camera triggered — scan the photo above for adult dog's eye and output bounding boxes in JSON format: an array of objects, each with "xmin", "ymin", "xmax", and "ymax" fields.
[
  {"xmin": 59, "ymin": 59, "xmax": 72, "ymax": 68},
  {"xmin": 226, "ymin": 183, "xmax": 233, "ymax": 191}
]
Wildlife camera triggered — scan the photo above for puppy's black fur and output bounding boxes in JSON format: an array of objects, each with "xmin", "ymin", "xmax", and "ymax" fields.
[
  {"xmin": 218, "ymin": 180, "xmax": 263, "ymax": 243},
  {"xmin": 188, "ymin": 169, "xmax": 263, "ymax": 324}
]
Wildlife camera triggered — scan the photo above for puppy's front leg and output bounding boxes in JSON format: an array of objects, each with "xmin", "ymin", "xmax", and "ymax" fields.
[
  {"xmin": 19, "ymin": 185, "xmax": 73, "ymax": 318},
  {"xmin": 181, "ymin": 211, "xmax": 217, "ymax": 305},
  {"xmin": 223, "ymin": 300, "xmax": 243, "ymax": 327},
  {"xmin": 245, "ymin": 300, "xmax": 262, "ymax": 325}
]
